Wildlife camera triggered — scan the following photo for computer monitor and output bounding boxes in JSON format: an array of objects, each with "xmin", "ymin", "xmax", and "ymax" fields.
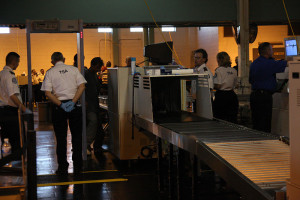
[
  {"xmin": 144, "ymin": 42, "xmax": 173, "ymax": 65},
  {"xmin": 285, "ymin": 38, "xmax": 298, "ymax": 58}
]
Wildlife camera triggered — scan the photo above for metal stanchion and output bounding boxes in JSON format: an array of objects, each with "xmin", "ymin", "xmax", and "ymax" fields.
[
  {"xmin": 157, "ymin": 137, "xmax": 164, "ymax": 191},
  {"xmin": 27, "ymin": 129, "xmax": 37, "ymax": 200},
  {"xmin": 169, "ymin": 143, "xmax": 174, "ymax": 200},
  {"xmin": 18, "ymin": 108, "xmax": 26, "ymax": 185},
  {"xmin": 177, "ymin": 148, "xmax": 184, "ymax": 200},
  {"xmin": 25, "ymin": 112, "xmax": 37, "ymax": 200},
  {"xmin": 192, "ymin": 155, "xmax": 198, "ymax": 200}
]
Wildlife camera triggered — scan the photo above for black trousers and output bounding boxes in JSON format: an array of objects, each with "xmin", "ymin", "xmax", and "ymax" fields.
[
  {"xmin": 212, "ymin": 90, "xmax": 239, "ymax": 123},
  {"xmin": 250, "ymin": 90, "xmax": 273, "ymax": 133},
  {"xmin": 0, "ymin": 106, "xmax": 20, "ymax": 154},
  {"xmin": 52, "ymin": 103, "xmax": 83, "ymax": 170}
]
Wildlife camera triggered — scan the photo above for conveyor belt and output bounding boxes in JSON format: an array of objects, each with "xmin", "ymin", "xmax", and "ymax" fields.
[{"xmin": 135, "ymin": 116, "xmax": 290, "ymax": 200}]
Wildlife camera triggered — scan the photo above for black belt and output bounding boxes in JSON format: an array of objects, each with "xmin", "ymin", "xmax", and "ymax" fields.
[{"xmin": 252, "ymin": 89, "xmax": 273, "ymax": 95}]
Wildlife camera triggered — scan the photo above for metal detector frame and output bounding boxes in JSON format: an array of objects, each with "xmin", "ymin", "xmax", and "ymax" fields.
[{"xmin": 25, "ymin": 19, "xmax": 87, "ymax": 162}]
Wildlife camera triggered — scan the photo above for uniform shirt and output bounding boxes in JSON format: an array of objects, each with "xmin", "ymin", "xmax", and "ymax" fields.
[
  {"xmin": 213, "ymin": 66, "xmax": 238, "ymax": 91},
  {"xmin": 0, "ymin": 66, "xmax": 22, "ymax": 107},
  {"xmin": 41, "ymin": 61, "xmax": 87, "ymax": 100},
  {"xmin": 84, "ymin": 68, "xmax": 101, "ymax": 112},
  {"xmin": 32, "ymin": 74, "xmax": 39, "ymax": 85},
  {"xmin": 193, "ymin": 63, "xmax": 214, "ymax": 89},
  {"xmin": 249, "ymin": 56, "xmax": 287, "ymax": 92},
  {"xmin": 37, "ymin": 73, "xmax": 45, "ymax": 83}
]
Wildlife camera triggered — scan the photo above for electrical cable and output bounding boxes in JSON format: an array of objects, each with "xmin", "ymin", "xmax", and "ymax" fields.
[
  {"xmin": 143, "ymin": 0, "xmax": 183, "ymax": 66},
  {"xmin": 282, "ymin": 0, "xmax": 300, "ymax": 53}
]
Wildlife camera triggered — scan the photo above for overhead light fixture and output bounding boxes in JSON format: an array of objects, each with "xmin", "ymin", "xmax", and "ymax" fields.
[
  {"xmin": 162, "ymin": 26, "xmax": 176, "ymax": 32},
  {"xmin": 0, "ymin": 27, "xmax": 10, "ymax": 34},
  {"xmin": 130, "ymin": 27, "xmax": 143, "ymax": 32},
  {"xmin": 98, "ymin": 27, "xmax": 113, "ymax": 33}
]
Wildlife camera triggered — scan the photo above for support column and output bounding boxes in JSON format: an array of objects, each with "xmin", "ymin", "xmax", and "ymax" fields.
[
  {"xmin": 77, "ymin": 20, "xmax": 87, "ymax": 161},
  {"xmin": 112, "ymin": 28, "xmax": 120, "ymax": 67},
  {"xmin": 143, "ymin": 28, "xmax": 149, "ymax": 66},
  {"xmin": 237, "ymin": 0, "xmax": 251, "ymax": 94},
  {"xmin": 26, "ymin": 20, "xmax": 33, "ymax": 111},
  {"xmin": 149, "ymin": 28, "xmax": 155, "ymax": 45}
]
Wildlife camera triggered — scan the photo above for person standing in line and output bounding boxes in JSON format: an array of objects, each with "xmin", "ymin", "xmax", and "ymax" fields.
[
  {"xmin": 37, "ymin": 69, "xmax": 46, "ymax": 102},
  {"xmin": 0, "ymin": 52, "xmax": 32, "ymax": 157},
  {"xmin": 85, "ymin": 57, "xmax": 105, "ymax": 155},
  {"xmin": 41, "ymin": 52, "xmax": 87, "ymax": 175},
  {"xmin": 32, "ymin": 69, "xmax": 39, "ymax": 104},
  {"xmin": 249, "ymin": 42, "xmax": 287, "ymax": 132},
  {"xmin": 213, "ymin": 52, "xmax": 239, "ymax": 123}
]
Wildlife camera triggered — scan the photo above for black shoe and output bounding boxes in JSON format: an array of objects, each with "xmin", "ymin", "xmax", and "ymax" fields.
[
  {"xmin": 55, "ymin": 168, "xmax": 68, "ymax": 176},
  {"xmin": 73, "ymin": 165, "xmax": 82, "ymax": 175}
]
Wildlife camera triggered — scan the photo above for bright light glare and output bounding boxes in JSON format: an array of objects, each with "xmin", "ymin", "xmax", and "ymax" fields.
[
  {"xmin": 130, "ymin": 27, "xmax": 143, "ymax": 32},
  {"xmin": 98, "ymin": 28, "xmax": 113, "ymax": 33},
  {"xmin": 0, "ymin": 27, "xmax": 10, "ymax": 34},
  {"xmin": 162, "ymin": 26, "xmax": 176, "ymax": 32}
]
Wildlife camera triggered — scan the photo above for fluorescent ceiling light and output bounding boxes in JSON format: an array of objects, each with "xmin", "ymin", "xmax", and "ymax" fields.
[
  {"xmin": 162, "ymin": 26, "xmax": 176, "ymax": 32},
  {"xmin": 0, "ymin": 27, "xmax": 10, "ymax": 34},
  {"xmin": 98, "ymin": 28, "xmax": 113, "ymax": 33},
  {"xmin": 130, "ymin": 27, "xmax": 143, "ymax": 32}
]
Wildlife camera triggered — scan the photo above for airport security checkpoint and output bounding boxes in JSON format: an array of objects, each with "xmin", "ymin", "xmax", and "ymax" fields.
[{"xmin": 1, "ymin": 1, "xmax": 300, "ymax": 200}]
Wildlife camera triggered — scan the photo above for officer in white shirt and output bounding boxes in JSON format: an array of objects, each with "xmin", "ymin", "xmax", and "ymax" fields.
[
  {"xmin": 0, "ymin": 52, "xmax": 31, "ymax": 156},
  {"xmin": 193, "ymin": 49, "xmax": 213, "ymax": 88},
  {"xmin": 213, "ymin": 52, "xmax": 239, "ymax": 123},
  {"xmin": 41, "ymin": 52, "xmax": 87, "ymax": 176},
  {"xmin": 191, "ymin": 49, "xmax": 213, "ymax": 112}
]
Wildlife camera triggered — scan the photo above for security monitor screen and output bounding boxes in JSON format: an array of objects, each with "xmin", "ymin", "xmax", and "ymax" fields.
[{"xmin": 285, "ymin": 39, "xmax": 298, "ymax": 56}]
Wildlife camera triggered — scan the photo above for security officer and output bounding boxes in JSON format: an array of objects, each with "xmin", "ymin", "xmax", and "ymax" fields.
[
  {"xmin": 192, "ymin": 49, "xmax": 214, "ymax": 112},
  {"xmin": 213, "ymin": 52, "xmax": 239, "ymax": 123},
  {"xmin": 0, "ymin": 52, "xmax": 31, "ymax": 156},
  {"xmin": 41, "ymin": 52, "xmax": 86, "ymax": 175},
  {"xmin": 193, "ymin": 49, "xmax": 213, "ymax": 89},
  {"xmin": 249, "ymin": 42, "xmax": 287, "ymax": 132}
]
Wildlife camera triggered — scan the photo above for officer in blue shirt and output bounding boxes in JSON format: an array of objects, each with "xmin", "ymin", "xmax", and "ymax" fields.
[{"xmin": 249, "ymin": 42, "xmax": 287, "ymax": 132}]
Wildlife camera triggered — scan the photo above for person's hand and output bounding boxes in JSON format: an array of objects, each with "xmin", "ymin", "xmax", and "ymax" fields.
[
  {"xmin": 23, "ymin": 108, "xmax": 32, "ymax": 114},
  {"xmin": 65, "ymin": 101, "xmax": 75, "ymax": 112},
  {"xmin": 60, "ymin": 102, "xmax": 69, "ymax": 112}
]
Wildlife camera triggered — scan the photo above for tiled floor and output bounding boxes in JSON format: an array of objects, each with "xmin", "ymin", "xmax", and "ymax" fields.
[{"xmin": 0, "ymin": 111, "xmax": 241, "ymax": 200}]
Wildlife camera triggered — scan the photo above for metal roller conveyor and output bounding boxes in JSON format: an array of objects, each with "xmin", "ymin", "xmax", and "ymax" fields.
[{"xmin": 135, "ymin": 115, "xmax": 290, "ymax": 200}]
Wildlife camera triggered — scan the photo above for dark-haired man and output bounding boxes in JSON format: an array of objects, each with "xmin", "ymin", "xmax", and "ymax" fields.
[
  {"xmin": 193, "ymin": 49, "xmax": 213, "ymax": 89},
  {"xmin": 249, "ymin": 42, "xmax": 287, "ymax": 132},
  {"xmin": 85, "ymin": 57, "xmax": 105, "ymax": 155},
  {"xmin": 191, "ymin": 49, "xmax": 213, "ymax": 112},
  {"xmin": 41, "ymin": 52, "xmax": 86, "ymax": 175},
  {"xmin": 0, "ymin": 52, "xmax": 31, "ymax": 156}
]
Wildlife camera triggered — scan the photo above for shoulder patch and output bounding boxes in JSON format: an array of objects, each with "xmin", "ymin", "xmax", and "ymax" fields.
[
  {"xmin": 12, "ymin": 77, "xmax": 17, "ymax": 84},
  {"xmin": 203, "ymin": 67, "xmax": 208, "ymax": 72}
]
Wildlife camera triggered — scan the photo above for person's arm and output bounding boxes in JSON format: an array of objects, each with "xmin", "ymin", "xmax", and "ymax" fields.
[
  {"xmin": 10, "ymin": 94, "xmax": 26, "ymax": 112},
  {"xmin": 213, "ymin": 68, "xmax": 222, "ymax": 90},
  {"xmin": 45, "ymin": 91, "xmax": 62, "ymax": 106},
  {"xmin": 72, "ymin": 83, "xmax": 85, "ymax": 103}
]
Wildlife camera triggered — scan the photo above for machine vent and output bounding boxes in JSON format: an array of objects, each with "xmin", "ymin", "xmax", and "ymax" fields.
[
  {"xmin": 134, "ymin": 77, "xmax": 139, "ymax": 88},
  {"xmin": 143, "ymin": 77, "xmax": 150, "ymax": 89},
  {"xmin": 297, "ymin": 89, "xmax": 300, "ymax": 106},
  {"xmin": 197, "ymin": 75, "xmax": 209, "ymax": 87}
]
